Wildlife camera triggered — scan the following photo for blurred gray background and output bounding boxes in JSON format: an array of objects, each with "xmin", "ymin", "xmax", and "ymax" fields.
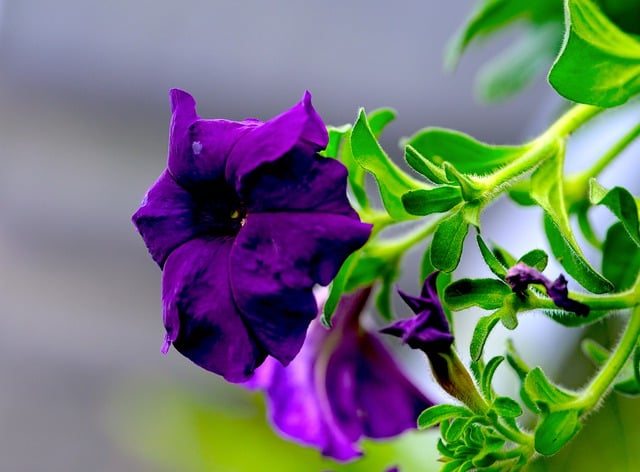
[{"xmin": 0, "ymin": 1, "xmax": 562, "ymax": 471}]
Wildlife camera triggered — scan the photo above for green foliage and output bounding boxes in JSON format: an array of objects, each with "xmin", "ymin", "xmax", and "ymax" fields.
[
  {"xmin": 481, "ymin": 356, "xmax": 505, "ymax": 401},
  {"xmin": 444, "ymin": 278, "xmax": 512, "ymax": 311},
  {"xmin": 418, "ymin": 405, "xmax": 473, "ymax": 429},
  {"xmin": 402, "ymin": 186, "xmax": 462, "ymax": 216},
  {"xmin": 534, "ymin": 408, "xmax": 582, "ymax": 455},
  {"xmin": 476, "ymin": 234, "xmax": 508, "ymax": 279},
  {"xmin": 582, "ymin": 338, "xmax": 640, "ymax": 396},
  {"xmin": 549, "ymin": 0, "xmax": 640, "ymax": 107},
  {"xmin": 470, "ymin": 314, "xmax": 501, "ymax": 362}
]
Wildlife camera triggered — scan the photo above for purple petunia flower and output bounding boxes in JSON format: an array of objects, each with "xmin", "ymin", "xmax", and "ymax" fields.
[
  {"xmin": 381, "ymin": 272, "xmax": 454, "ymax": 356},
  {"xmin": 506, "ymin": 263, "xmax": 589, "ymax": 316},
  {"xmin": 247, "ymin": 287, "xmax": 434, "ymax": 461},
  {"xmin": 132, "ymin": 89, "xmax": 371, "ymax": 382}
]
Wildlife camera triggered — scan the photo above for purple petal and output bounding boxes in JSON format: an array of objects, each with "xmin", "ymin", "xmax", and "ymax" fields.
[
  {"xmin": 355, "ymin": 335, "xmax": 433, "ymax": 438},
  {"xmin": 132, "ymin": 170, "xmax": 200, "ymax": 267},
  {"xmin": 229, "ymin": 212, "xmax": 370, "ymax": 364},
  {"xmin": 167, "ymin": 88, "xmax": 256, "ymax": 187},
  {"xmin": 239, "ymin": 151, "xmax": 358, "ymax": 217},
  {"xmin": 225, "ymin": 91, "xmax": 328, "ymax": 191},
  {"xmin": 162, "ymin": 238, "xmax": 267, "ymax": 382}
]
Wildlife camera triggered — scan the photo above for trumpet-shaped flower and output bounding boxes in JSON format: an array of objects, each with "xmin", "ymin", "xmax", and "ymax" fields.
[{"xmin": 132, "ymin": 89, "xmax": 371, "ymax": 382}]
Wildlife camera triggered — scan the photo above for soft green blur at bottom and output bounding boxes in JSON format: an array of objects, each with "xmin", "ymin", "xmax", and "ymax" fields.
[{"xmin": 104, "ymin": 376, "xmax": 441, "ymax": 472}]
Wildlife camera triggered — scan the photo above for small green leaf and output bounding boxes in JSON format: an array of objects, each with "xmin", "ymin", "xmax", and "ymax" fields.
[
  {"xmin": 581, "ymin": 338, "xmax": 609, "ymax": 365},
  {"xmin": 402, "ymin": 186, "xmax": 463, "ymax": 215},
  {"xmin": 589, "ymin": 180, "xmax": 640, "ymax": 246},
  {"xmin": 549, "ymin": 0, "xmax": 640, "ymax": 107},
  {"xmin": 482, "ymin": 355, "xmax": 505, "ymax": 400},
  {"xmin": 343, "ymin": 252, "xmax": 390, "ymax": 291},
  {"xmin": 534, "ymin": 408, "xmax": 582, "ymax": 455},
  {"xmin": 441, "ymin": 460, "xmax": 465, "ymax": 472},
  {"xmin": 603, "ymin": 222, "xmax": 640, "ymax": 292},
  {"xmin": 495, "ymin": 297, "xmax": 520, "ymax": 330},
  {"xmin": 444, "ymin": 278, "xmax": 512, "ymax": 310},
  {"xmin": 418, "ymin": 404, "xmax": 473, "ymax": 429},
  {"xmin": 524, "ymin": 367, "xmax": 577, "ymax": 407},
  {"xmin": 506, "ymin": 339, "xmax": 530, "ymax": 380},
  {"xmin": 444, "ymin": 417, "xmax": 469, "ymax": 442},
  {"xmin": 544, "ymin": 307, "xmax": 611, "ymax": 327},
  {"xmin": 470, "ymin": 313, "xmax": 502, "ymax": 361},
  {"xmin": 403, "ymin": 127, "xmax": 528, "ymax": 176},
  {"xmin": 493, "ymin": 396, "xmax": 524, "ymax": 418},
  {"xmin": 351, "ymin": 109, "xmax": 428, "ymax": 220},
  {"xmin": 374, "ymin": 267, "xmax": 399, "ymax": 321},
  {"xmin": 322, "ymin": 124, "xmax": 350, "ymax": 159},
  {"xmin": 476, "ymin": 234, "xmax": 508, "ymax": 279},
  {"xmin": 431, "ymin": 210, "xmax": 469, "ymax": 272},
  {"xmin": 491, "ymin": 242, "xmax": 518, "ymax": 269},
  {"xmin": 518, "ymin": 249, "xmax": 548, "ymax": 271},
  {"xmin": 582, "ymin": 339, "xmax": 640, "ymax": 396},
  {"xmin": 367, "ymin": 108, "xmax": 397, "ymax": 138}
]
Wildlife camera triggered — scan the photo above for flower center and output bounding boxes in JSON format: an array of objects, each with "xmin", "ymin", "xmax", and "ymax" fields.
[{"xmin": 190, "ymin": 183, "xmax": 247, "ymax": 236}]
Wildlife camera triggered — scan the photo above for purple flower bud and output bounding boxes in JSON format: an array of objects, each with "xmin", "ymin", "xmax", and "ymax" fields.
[
  {"xmin": 506, "ymin": 263, "xmax": 589, "ymax": 316},
  {"xmin": 132, "ymin": 89, "xmax": 372, "ymax": 382},
  {"xmin": 381, "ymin": 272, "xmax": 454, "ymax": 356},
  {"xmin": 247, "ymin": 288, "xmax": 434, "ymax": 461}
]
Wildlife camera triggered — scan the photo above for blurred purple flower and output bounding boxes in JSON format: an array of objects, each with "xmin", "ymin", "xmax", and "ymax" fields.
[
  {"xmin": 132, "ymin": 89, "xmax": 371, "ymax": 382},
  {"xmin": 248, "ymin": 288, "xmax": 433, "ymax": 461},
  {"xmin": 381, "ymin": 272, "xmax": 454, "ymax": 356},
  {"xmin": 506, "ymin": 263, "xmax": 589, "ymax": 316}
]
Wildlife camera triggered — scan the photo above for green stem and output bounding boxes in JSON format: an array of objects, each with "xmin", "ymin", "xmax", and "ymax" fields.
[
  {"xmin": 481, "ymin": 104, "xmax": 604, "ymax": 196},
  {"xmin": 491, "ymin": 419, "xmax": 533, "ymax": 447},
  {"xmin": 569, "ymin": 304, "xmax": 640, "ymax": 412},
  {"xmin": 582, "ymin": 121, "xmax": 640, "ymax": 180},
  {"xmin": 369, "ymin": 213, "xmax": 445, "ymax": 256},
  {"xmin": 528, "ymin": 282, "xmax": 640, "ymax": 311}
]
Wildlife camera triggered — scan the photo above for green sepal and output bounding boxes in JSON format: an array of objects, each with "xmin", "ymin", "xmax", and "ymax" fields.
[
  {"xmin": 481, "ymin": 356, "xmax": 505, "ymax": 400},
  {"xmin": 603, "ymin": 222, "xmax": 640, "ymax": 291},
  {"xmin": 589, "ymin": 179, "xmax": 640, "ymax": 247},
  {"xmin": 491, "ymin": 242, "xmax": 518, "ymax": 269},
  {"xmin": 530, "ymin": 145, "xmax": 612, "ymax": 293},
  {"xmin": 431, "ymin": 209, "xmax": 469, "ymax": 272},
  {"xmin": 549, "ymin": 0, "xmax": 640, "ymax": 107},
  {"xmin": 351, "ymin": 109, "xmax": 427, "ymax": 220},
  {"xmin": 402, "ymin": 186, "xmax": 463, "ymax": 216},
  {"xmin": 470, "ymin": 313, "xmax": 501, "ymax": 362},
  {"xmin": 476, "ymin": 234, "xmax": 508, "ymax": 279},
  {"xmin": 543, "ymin": 213, "xmax": 613, "ymax": 293},
  {"xmin": 534, "ymin": 407, "xmax": 582, "ymax": 456},
  {"xmin": 405, "ymin": 145, "xmax": 449, "ymax": 185},
  {"xmin": 444, "ymin": 278, "xmax": 512, "ymax": 311},
  {"xmin": 321, "ymin": 252, "xmax": 358, "ymax": 327},
  {"xmin": 524, "ymin": 367, "xmax": 577, "ymax": 409},
  {"xmin": 518, "ymin": 249, "xmax": 548, "ymax": 271},
  {"xmin": 493, "ymin": 396, "xmax": 523, "ymax": 418},
  {"xmin": 418, "ymin": 404, "xmax": 473, "ymax": 429}
]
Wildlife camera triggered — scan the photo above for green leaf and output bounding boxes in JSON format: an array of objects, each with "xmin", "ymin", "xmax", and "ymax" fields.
[
  {"xmin": 470, "ymin": 313, "xmax": 502, "ymax": 361},
  {"xmin": 374, "ymin": 267, "xmax": 399, "ymax": 321},
  {"xmin": 343, "ymin": 252, "xmax": 390, "ymax": 292},
  {"xmin": 518, "ymin": 249, "xmax": 549, "ymax": 271},
  {"xmin": 491, "ymin": 241, "xmax": 518, "ymax": 269},
  {"xmin": 402, "ymin": 186, "xmax": 463, "ymax": 216},
  {"xmin": 431, "ymin": 210, "xmax": 469, "ymax": 272},
  {"xmin": 336, "ymin": 127, "xmax": 369, "ymax": 209},
  {"xmin": 476, "ymin": 22, "xmax": 561, "ymax": 102},
  {"xmin": 482, "ymin": 355, "xmax": 505, "ymax": 400},
  {"xmin": 506, "ymin": 339, "xmax": 530, "ymax": 380},
  {"xmin": 582, "ymin": 339, "xmax": 640, "ymax": 396},
  {"xmin": 495, "ymin": 297, "xmax": 520, "ymax": 330},
  {"xmin": 543, "ymin": 306, "xmax": 611, "ymax": 327},
  {"xmin": 524, "ymin": 367, "xmax": 577, "ymax": 408},
  {"xmin": 493, "ymin": 396, "xmax": 524, "ymax": 418},
  {"xmin": 534, "ymin": 408, "xmax": 582, "ymax": 455},
  {"xmin": 530, "ymin": 146, "xmax": 613, "ymax": 293},
  {"xmin": 351, "ymin": 109, "xmax": 428, "ymax": 220},
  {"xmin": 367, "ymin": 108, "xmax": 397, "ymax": 138},
  {"xmin": 441, "ymin": 460, "xmax": 465, "ymax": 472},
  {"xmin": 549, "ymin": 0, "xmax": 640, "ymax": 107},
  {"xmin": 444, "ymin": 278, "xmax": 512, "ymax": 310},
  {"xmin": 403, "ymin": 127, "xmax": 528, "ymax": 177},
  {"xmin": 581, "ymin": 338, "xmax": 610, "ymax": 365},
  {"xmin": 418, "ymin": 404, "xmax": 473, "ymax": 429},
  {"xmin": 445, "ymin": 0, "xmax": 562, "ymax": 68},
  {"xmin": 322, "ymin": 124, "xmax": 350, "ymax": 159},
  {"xmin": 603, "ymin": 222, "xmax": 640, "ymax": 291},
  {"xmin": 543, "ymin": 213, "xmax": 613, "ymax": 293},
  {"xmin": 589, "ymin": 180, "xmax": 640, "ymax": 246}
]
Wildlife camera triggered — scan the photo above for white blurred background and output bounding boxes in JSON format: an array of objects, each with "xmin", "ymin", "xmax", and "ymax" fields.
[{"xmin": 0, "ymin": 1, "xmax": 608, "ymax": 471}]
